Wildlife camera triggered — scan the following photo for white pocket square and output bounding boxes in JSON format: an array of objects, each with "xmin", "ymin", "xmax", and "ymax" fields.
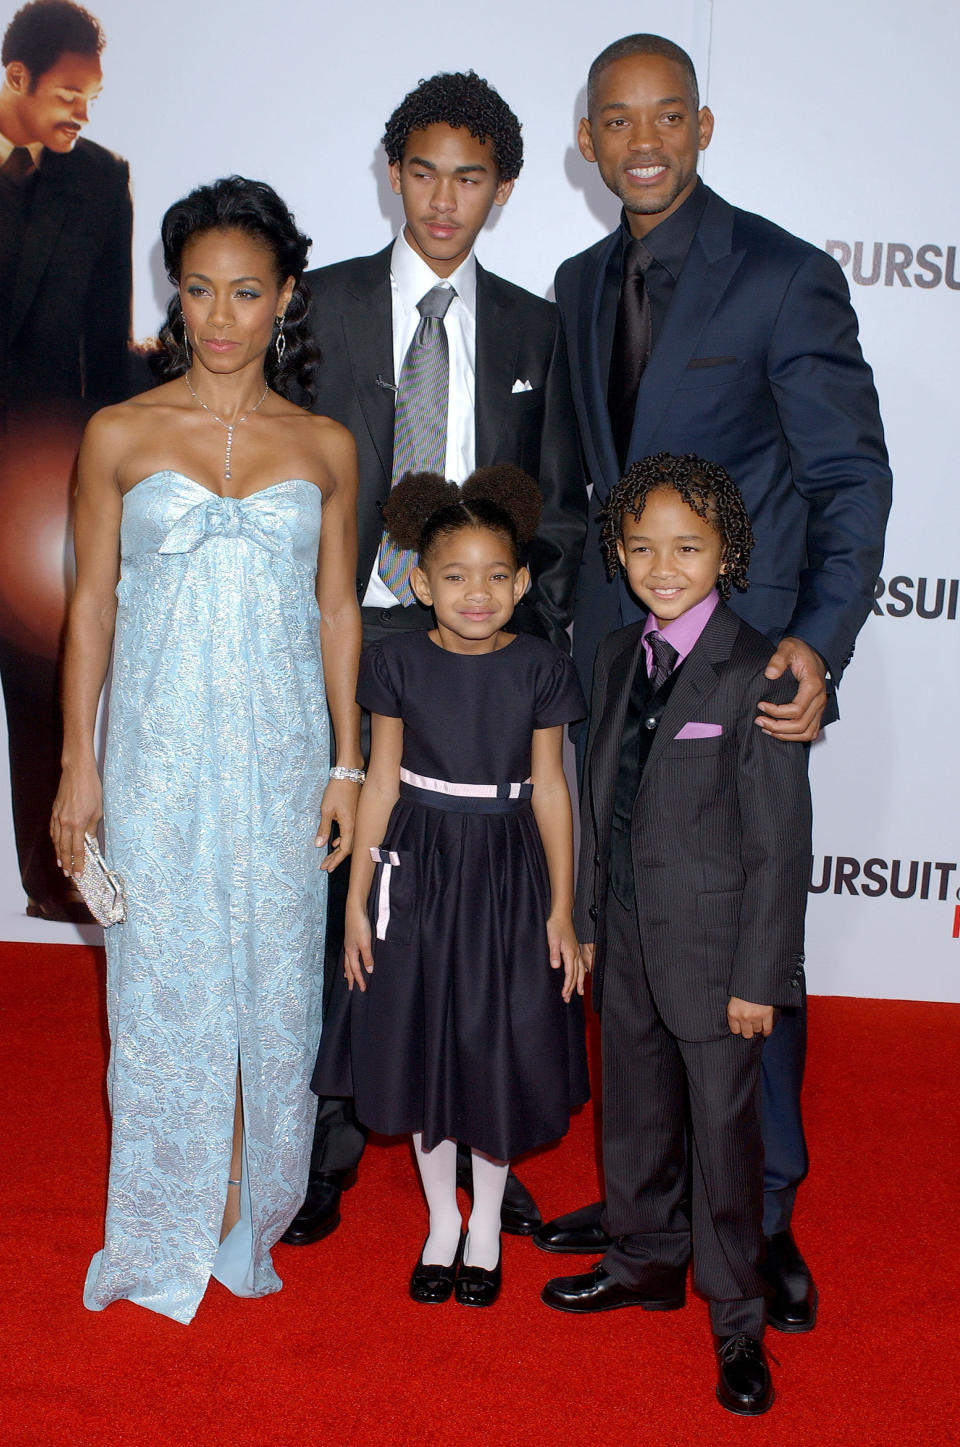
[{"xmin": 511, "ymin": 378, "xmax": 533, "ymax": 393}]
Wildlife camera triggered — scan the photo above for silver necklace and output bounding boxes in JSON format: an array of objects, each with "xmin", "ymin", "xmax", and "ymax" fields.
[{"xmin": 183, "ymin": 371, "xmax": 268, "ymax": 480}]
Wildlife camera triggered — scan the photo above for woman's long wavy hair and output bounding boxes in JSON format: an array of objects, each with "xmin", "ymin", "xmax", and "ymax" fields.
[{"xmin": 151, "ymin": 175, "xmax": 319, "ymax": 405}]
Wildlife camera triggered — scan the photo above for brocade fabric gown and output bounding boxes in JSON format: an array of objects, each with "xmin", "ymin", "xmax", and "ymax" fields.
[{"xmin": 84, "ymin": 472, "xmax": 328, "ymax": 1324}]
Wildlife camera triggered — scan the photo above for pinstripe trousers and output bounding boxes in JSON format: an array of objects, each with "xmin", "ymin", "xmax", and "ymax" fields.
[{"xmin": 599, "ymin": 893, "xmax": 768, "ymax": 1338}]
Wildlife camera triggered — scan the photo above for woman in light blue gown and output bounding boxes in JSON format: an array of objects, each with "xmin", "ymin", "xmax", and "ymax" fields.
[{"xmin": 51, "ymin": 178, "xmax": 363, "ymax": 1323}]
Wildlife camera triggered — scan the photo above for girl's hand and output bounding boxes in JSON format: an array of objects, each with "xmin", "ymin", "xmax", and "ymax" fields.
[
  {"xmin": 344, "ymin": 902, "xmax": 374, "ymax": 992},
  {"xmin": 315, "ymin": 777, "xmax": 360, "ymax": 873},
  {"xmin": 580, "ymin": 942, "xmax": 595, "ymax": 977},
  {"xmin": 547, "ymin": 912, "xmax": 583, "ymax": 1002},
  {"xmin": 50, "ymin": 761, "xmax": 103, "ymax": 878}
]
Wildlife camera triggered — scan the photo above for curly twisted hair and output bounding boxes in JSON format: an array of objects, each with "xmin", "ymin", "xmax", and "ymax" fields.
[
  {"xmin": 151, "ymin": 176, "xmax": 319, "ymax": 405},
  {"xmin": 382, "ymin": 464, "xmax": 542, "ymax": 566},
  {"xmin": 382, "ymin": 71, "xmax": 523, "ymax": 181},
  {"xmin": 598, "ymin": 452, "xmax": 754, "ymax": 598}
]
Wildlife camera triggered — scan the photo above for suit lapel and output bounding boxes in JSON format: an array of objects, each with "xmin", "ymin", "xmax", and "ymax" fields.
[
  {"xmin": 474, "ymin": 264, "xmax": 520, "ymax": 463},
  {"xmin": 339, "ymin": 247, "xmax": 395, "ymax": 492},
  {"xmin": 590, "ymin": 629, "xmax": 646, "ymax": 848},
  {"xmin": 639, "ymin": 604, "xmax": 740, "ymax": 781},
  {"xmin": 9, "ymin": 156, "xmax": 70, "ymax": 340},
  {"xmin": 628, "ymin": 190, "xmax": 744, "ymax": 462}
]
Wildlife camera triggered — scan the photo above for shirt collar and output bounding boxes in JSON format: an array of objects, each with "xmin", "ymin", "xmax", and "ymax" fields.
[
  {"xmin": 390, "ymin": 230, "xmax": 477, "ymax": 320},
  {"xmin": 619, "ymin": 177, "xmax": 707, "ymax": 280},
  {"xmin": 641, "ymin": 586, "xmax": 720, "ymax": 664},
  {"xmin": 0, "ymin": 128, "xmax": 44, "ymax": 168}
]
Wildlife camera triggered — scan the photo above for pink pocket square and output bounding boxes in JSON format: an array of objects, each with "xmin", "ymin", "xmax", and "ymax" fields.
[{"xmin": 674, "ymin": 721, "xmax": 723, "ymax": 739}]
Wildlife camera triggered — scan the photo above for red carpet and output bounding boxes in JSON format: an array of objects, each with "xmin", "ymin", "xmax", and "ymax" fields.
[{"xmin": 2, "ymin": 941, "xmax": 959, "ymax": 1447}]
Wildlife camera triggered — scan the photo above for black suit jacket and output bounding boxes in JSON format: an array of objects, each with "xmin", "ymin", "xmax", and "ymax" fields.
[
  {"xmin": 303, "ymin": 245, "xmax": 586, "ymax": 650},
  {"xmin": 0, "ymin": 137, "xmax": 132, "ymax": 413},
  {"xmin": 574, "ymin": 603, "xmax": 811, "ymax": 1042},
  {"xmin": 556, "ymin": 184, "xmax": 892, "ymax": 713}
]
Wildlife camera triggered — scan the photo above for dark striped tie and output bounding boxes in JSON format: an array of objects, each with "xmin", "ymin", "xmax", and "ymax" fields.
[
  {"xmin": 648, "ymin": 632, "xmax": 679, "ymax": 693},
  {"xmin": 378, "ymin": 283, "xmax": 456, "ymax": 595}
]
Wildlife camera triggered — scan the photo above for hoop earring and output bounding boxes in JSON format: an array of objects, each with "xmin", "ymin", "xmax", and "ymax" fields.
[{"xmin": 275, "ymin": 315, "xmax": 286, "ymax": 367}]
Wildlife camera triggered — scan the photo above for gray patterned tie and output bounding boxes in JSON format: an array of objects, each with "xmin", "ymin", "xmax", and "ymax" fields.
[
  {"xmin": 648, "ymin": 632, "xmax": 679, "ymax": 693},
  {"xmin": 378, "ymin": 283, "xmax": 456, "ymax": 595}
]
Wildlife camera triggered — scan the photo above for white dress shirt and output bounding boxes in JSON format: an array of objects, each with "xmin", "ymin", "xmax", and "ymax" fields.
[{"xmin": 363, "ymin": 230, "xmax": 478, "ymax": 609}]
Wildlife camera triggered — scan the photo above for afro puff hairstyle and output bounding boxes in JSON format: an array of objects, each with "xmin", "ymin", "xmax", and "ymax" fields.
[
  {"xmin": 598, "ymin": 452, "xmax": 754, "ymax": 599},
  {"xmin": 382, "ymin": 70, "xmax": 523, "ymax": 181},
  {"xmin": 381, "ymin": 464, "xmax": 542, "ymax": 566}
]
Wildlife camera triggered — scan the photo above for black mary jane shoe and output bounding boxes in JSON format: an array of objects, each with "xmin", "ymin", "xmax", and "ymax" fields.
[
  {"xmin": 455, "ymin": 1246, "xmax": 502, "ymax": 1307},
  {"xmin": 409, "ymin": 1234, "xmax": 464, "ymax": 1304}
]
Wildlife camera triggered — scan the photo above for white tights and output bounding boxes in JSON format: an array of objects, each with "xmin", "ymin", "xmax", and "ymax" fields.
[{"xmin": 412, "ymin": 1134, "xmax": 508, "ymax": 1270}]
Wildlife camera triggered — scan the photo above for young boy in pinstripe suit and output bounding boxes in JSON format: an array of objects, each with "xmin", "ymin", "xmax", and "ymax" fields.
[{"xmin": 541, "ymin": 454, "xmax": 812, "ymax": 1416}]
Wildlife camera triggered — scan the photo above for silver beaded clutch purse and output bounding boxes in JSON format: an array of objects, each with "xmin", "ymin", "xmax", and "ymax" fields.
[{"xmin": 73, "ymin": 832, "xmax": 126, "ymax": 926}]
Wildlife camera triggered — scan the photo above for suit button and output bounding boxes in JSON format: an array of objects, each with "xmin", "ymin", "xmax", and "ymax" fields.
[
  {"xmin": 589, "ymin": 905, "xmax": 598, "ymax": 922},
  {"xmin": 593, "ymin": 853, "xmax": 600, "ymax": 867},
  {"xmin": 644, "ymin": 716, "xmax": 658, "ymax": 730},
  {"xmin": 379, "ymin": 608, "xmax": 393, "ymax": 624}
]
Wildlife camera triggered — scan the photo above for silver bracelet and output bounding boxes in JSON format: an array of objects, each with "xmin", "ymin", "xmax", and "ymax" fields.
[{"xmin": 329, "ymin": 765, "xmax": 366, "ymax": 783}]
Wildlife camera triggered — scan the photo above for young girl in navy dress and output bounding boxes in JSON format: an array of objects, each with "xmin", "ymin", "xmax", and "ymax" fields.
[{"xmin": 313, "ymin": 466, "xmax": 589, "ymax": 1306}]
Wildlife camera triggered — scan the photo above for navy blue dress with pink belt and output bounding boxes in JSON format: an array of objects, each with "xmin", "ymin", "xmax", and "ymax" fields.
[{"xmin": 312, "ymin": 629, "xmax": 589, "ymax": 1160}]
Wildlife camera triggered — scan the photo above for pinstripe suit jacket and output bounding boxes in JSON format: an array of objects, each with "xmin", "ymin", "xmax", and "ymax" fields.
[{"xmin": 573, "ymin": 602, "xmax": 811, "ymax": 1042}]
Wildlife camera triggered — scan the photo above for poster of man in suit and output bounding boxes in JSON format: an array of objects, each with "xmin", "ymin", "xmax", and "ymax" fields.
[{"xmin": 0, "ymin": 0, "xmax": 131, "ymax": 921}]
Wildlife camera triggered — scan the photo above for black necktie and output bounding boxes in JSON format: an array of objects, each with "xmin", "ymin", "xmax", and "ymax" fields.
[
  {"xmin": 647, "ymin": 632, "xmax": 679, "ymax": 693},
  {"xmin": 608, "ymin": 237, "xmax": 653, "ymax": 468},
  {"xmin": 1, "ymin": 147, "xmax": 34, "ymax": 185}
]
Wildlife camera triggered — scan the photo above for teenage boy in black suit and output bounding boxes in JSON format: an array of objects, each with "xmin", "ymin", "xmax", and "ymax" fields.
[
  {"xmin": 283, "ymin": 71, "xmax": 586, "ymax": 1247},
  {"xmin": 542, "ymin": 454, "xmax": 811, "ymax": 1415}
]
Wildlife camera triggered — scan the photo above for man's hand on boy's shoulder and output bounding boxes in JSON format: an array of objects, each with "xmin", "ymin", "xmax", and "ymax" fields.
[
  {"xmin": 727, "ymin": 997, "xmax": 776, "ymax": 1039},
  {"xmin": 755, "ymin": 636, "xmax": 827, "ymax": 742}
]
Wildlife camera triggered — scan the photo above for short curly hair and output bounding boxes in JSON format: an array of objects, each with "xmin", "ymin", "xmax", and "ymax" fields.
[
  {"xmin": 598, "ymin": 452, "xmax": 754, "ymax": 598},
  {"xmin": 382, "ymin": 464, "xmax": 542, "ymax": 566},
  {"xmin": 382, "ymin": 71, "xmax": 523, "ymax": 181}
]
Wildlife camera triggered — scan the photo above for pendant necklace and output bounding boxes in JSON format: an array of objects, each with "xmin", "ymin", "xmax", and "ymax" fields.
[{"xmin": 183, "ymin": 371, "xmax": 268, "ymax": 480}]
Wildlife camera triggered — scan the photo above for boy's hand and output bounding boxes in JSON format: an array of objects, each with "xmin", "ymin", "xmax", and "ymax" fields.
[
  {"xmin": 580, "ymin": 942, "xmax": 595, "ymax": 975},
  {"xmin": 344, "ymin": 904, "xmax": 374, "ymax": 992},
  {"xmin": 727, "ymin": 997, "xmax": 775, "ymax": 1039},
  {"xmin": 547, "ymin": 913, "xmax": 584, "ymax": 1001}
]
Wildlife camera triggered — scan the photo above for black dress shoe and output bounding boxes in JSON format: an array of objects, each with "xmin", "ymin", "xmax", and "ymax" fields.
[
  {"xmin": 454, "ymin": 1148, "xmax": 542, "ymax": 1236},
  {"xmin": 280, "ymin": 1171, "xmax": 349, "ymax": 1246},
  {"xmin": 532, "ymin": 1200, "xmax": 612, "ymax": 1255},
  {"xmin": 541, "ymin": 1262, "xmax": 685, "ymax": 1314},
  {"xmin": 762, "ymin": 1228, "xmax": 818, "ymax": 1332},
  {"xmin": 410, "ymin": 1234, "xmax": 464, "ymax": 1304},
  {"xmin": 455, "ymin": 1247, "xmax": 501, "ymax": 1307},
  {"xmin": 715, "ymin": 1334, "xmax": 773, "ymax": 1415}
]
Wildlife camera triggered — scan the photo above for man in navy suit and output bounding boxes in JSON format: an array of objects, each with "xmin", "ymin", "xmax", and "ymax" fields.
[{"xmin": 533, "ymin": 34, "xmax": 892, "ymax": 1330}]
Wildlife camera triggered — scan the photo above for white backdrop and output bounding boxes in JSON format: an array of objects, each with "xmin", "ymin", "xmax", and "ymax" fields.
[{"xmin": 1, "ymin": 0, "xmax": 957, "ymax": 1002}]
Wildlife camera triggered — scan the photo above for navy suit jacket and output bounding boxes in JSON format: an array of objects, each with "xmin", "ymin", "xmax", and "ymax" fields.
[
  {"xmin": 556, "ymin": 184, "xmax": 892, "ymax": 714},
  {"xmin": 303, "ymin": 246, "xmax": 587, "ymax": 651}
]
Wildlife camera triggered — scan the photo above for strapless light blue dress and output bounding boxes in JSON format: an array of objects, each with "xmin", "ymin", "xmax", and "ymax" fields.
[{"xmin": 84, "ymin": 473, "xmax": 328, "ymax": 1323}]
